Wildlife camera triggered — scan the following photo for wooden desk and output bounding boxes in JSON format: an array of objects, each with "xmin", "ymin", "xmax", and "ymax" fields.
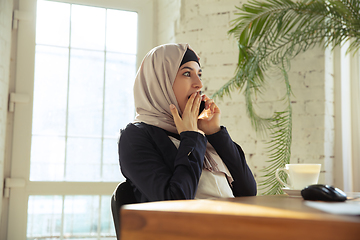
[{"xmin": 121, "ymin": 195, "xmax": 360, "ymax": 240}]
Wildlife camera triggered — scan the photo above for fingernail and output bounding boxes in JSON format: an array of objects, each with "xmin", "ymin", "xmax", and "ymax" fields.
[{"xmin": 170, "ymin": 104, "xmax": 175, "ymax": 109}]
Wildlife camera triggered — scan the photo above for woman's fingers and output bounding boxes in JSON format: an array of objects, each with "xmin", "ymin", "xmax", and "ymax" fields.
[
  {"xmin": 170, "ymin": 93, "xmax": 202, "ymax": 134},
  {"xmin": 170, "ymin": 104, "xmax": 182, "ymax": 130},
  {"xmin": 205, "ymin": 99, "xmax": 213, "ymax": 110},
  {"xmin": 185, "ymin": 92, "xmax": 201, "ymax": 116},
  {"xmin": 197, "ymin": 94, "xmax": 221, "ymax": 135},
  {"xmin": 193, "ymin": 93, "xmax": 201, "ymax": 114},
  {"xmin": 184, "ymin": 93, "xmax": 195, "ymax": 114},
  {"xmin": 201, "ymin": 95, "xmax": 219, "ymax": 113},
  {"xmin": 170, "ymin": 103, "xmax": 199, "ymax": 134}
]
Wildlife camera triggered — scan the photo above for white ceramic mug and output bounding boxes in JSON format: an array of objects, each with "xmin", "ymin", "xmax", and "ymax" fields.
[{"xmin": 275, "ymin": 164, "xmax": 321, "ymax": 190}]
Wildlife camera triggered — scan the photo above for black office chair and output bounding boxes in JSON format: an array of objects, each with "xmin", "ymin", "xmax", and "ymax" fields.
[{"xmin": 111, "ymin": 181, "xmax": 137, "ymax": 240}]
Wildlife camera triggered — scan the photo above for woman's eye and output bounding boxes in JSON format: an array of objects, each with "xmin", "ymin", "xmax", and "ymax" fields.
[{"xmin": 183, "ymin": 72, "xmax": 190, "ymax": 77}]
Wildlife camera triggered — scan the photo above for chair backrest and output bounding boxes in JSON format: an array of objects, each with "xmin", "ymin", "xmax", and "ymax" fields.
[{"xmin": 111, "ymin": 181, "xmax": 137, "ymax": 240}]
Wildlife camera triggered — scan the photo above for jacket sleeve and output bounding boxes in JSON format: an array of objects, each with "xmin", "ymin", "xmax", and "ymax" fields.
[
  {"xmin": 119, "ymin": 124, "xmax": 207, "ymax": 202},
  {"xmin": 206, "ymin": 126, "xmax": 257, "ymax": 196}
]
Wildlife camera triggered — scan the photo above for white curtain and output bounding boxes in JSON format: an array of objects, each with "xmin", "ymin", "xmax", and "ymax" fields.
[{"xmin": 333, "ymin": 41, "xmax": 360, "ymax": 192}]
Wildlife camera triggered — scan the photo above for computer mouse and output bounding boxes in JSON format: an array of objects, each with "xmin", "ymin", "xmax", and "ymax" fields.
[{"xmin": 301, "ymin": 184, "xmax": 347, "ymax": 202}]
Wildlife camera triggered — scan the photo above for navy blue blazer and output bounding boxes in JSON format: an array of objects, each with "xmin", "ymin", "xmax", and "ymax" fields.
[{"xmin": 118, "ymin": 122, "xmax": 257, "ymax": 203}]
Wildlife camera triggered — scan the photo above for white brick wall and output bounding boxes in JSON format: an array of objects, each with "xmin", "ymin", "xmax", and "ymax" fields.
[
  {"xmin": 0, "ymin": 0, "xmax": 13, "ymax": 224},
  {"xmin": 156, "ymin": 0, "xmax": 333, "ymax": 193}
]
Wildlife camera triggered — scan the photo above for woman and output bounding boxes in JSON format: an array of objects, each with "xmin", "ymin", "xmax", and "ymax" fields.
[{"xmin": 118, "ymin": 43, "xmax": 257, "ymax": 203}]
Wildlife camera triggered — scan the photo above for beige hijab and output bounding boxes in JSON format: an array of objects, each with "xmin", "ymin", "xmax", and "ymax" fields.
[
  {"xmin": 133, "ymin": 43, "xmax": 233, "ymax": 183},
  {"xmin": 133, "ymin": 43, "xmax": 186, "ymax": 133}
]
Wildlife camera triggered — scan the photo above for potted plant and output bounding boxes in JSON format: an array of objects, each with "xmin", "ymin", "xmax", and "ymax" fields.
[{"xmin": 212, "ymin": 0, "xmax": 360, "ymax": 194}]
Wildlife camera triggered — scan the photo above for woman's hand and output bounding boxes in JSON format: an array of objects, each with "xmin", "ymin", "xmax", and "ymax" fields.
[
  {"xmin": 197, "ymin": 95, "xmax": 221, "ymax": 135},
  {"xmin": 170, "ymin": 92, "xmax": 202, "ymax": 134}
]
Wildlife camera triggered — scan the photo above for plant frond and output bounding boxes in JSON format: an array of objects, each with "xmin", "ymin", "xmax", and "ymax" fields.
[
  {"xmin": 259, "ymin": 62, "xmax": 292, "ymax": 195},
  {"xmin": 220, "ymin": 0, "xmax": 360, "ymax": 194},
  {"xmin": 223, "ymin": 0, "xmax": 360, "ymax": 98}
]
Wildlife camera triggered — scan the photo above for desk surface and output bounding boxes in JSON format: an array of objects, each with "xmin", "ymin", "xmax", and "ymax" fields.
[{"xmin": 121, "ymin": 195, "xmax": 360, "ymax": 240}]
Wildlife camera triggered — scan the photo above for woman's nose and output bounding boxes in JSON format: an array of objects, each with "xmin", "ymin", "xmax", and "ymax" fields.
[{"xmin": 193, "ymin": 75, "xmax": 203, "ymax": 89}]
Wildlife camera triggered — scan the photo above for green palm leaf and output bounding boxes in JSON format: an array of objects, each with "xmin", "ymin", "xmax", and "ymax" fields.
[{"xmin": 212, "ymin": 0, "xmax": 360, "ymax": 194}]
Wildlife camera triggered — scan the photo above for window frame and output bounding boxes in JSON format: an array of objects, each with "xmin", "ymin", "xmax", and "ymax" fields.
[
  {"xmin": 332, "ymin": 42, "xmax": 360, "ymax": 192},
  {"xmin": 5, "ymin": 0, "xmax": 153, "ymax": 239}
]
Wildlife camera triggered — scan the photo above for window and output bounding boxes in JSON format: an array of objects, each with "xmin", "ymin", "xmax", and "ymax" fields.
[
  {"xmin": 31, "ymin": 0, "xmax": 137, "ymax": 182},
  {"xmin": 7, "ymin": 0, "xmax": 153, "ymax": 239},
  {"xmin": 332, "ymin": 42, "xmax": 360, "ymax": 192},
  {"xmin": 27, "ymin": 195, "xmax": 113, "ymax": 239}
]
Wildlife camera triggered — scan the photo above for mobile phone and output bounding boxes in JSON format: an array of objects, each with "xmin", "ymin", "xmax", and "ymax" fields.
[{"xmin": 199, "ymin": 101, "xmax": 206, "ymax": 116}]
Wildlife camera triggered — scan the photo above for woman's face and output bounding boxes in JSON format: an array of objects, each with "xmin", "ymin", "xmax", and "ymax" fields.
[{"xmin": 172, "ymin": 61, "xmax": 203, "ymax": 113}]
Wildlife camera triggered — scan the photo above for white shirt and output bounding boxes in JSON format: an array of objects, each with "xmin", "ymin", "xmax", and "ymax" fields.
[{"xmin": 195, "ymin": 169, "xmax": 234, "ymax": 199}]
